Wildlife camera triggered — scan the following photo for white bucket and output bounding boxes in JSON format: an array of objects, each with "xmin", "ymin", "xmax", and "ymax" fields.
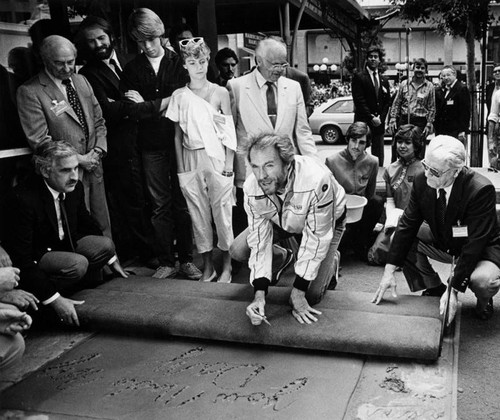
[{"xmin": 345, "ymin": 194, "xmax": 368, "ymax": 223}]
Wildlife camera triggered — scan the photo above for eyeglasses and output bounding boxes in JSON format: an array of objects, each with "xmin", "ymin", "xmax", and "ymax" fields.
[
  {"xmin": 494, "ymin": 69, "xmax": 500, "ymax": 74},
  {"xmin": 262, "ymin": 57, "xmax": 289, "ymax": 71},
  {"xmin": 421, "ymin": 160, "xmax": 454, "ymax": 178},
  {"xmin": 220, "ymin": 62, "xmax": 237, "ymax": 68},
  {"xmin": 179, "ymin": 37, "xmax": 204, "ymax": 49}
]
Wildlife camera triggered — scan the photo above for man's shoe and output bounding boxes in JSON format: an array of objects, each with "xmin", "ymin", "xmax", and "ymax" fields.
[
  {"xmin": 152, "ymin": 265, "xmax": 178, "ymax": 279},
  {"xmin": 421, "ymin": 283, "xmax": 447, "ymax": 297},
  {"xmin": 476, "ymin": 298, "xmax": 494, "ymax": 320},
  {"xmin": 179, "ymin": 262, "xmax": 202, "ymax": 280},
  {"xmin": 271, "ymin": 248, "xmax": 294, "ymax": 285}
]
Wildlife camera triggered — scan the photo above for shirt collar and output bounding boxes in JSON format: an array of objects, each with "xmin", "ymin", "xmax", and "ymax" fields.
[
  {"xmin": 366, "ymin": 67, "xmax": 378, "ymax": 76},
  {"xmin": 44, "ymin": 181, "xmax": 64, "ymax": 201},
  {"xmin": 103, "ymin": 49, "xmax": 118, "ymax": 67},
  {"xmin": 45, "ymin": 70, "xmax": 72, "ymax": 90},
  {"xmin": 255, "ymin": 67, "xmax": 275, "ymax": 89}
]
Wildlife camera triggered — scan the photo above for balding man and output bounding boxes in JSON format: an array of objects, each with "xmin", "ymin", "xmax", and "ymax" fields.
[
  {"xmin": 373, "ymin": 136, "xmax": 500, "ymax": 324},
  {"xmin": 227, "ymin": 36, "xmax": 317, "ymax": 237},
  {"xmin": 17, "ymin": 35, "xmax": 112, "ymax": 238}
]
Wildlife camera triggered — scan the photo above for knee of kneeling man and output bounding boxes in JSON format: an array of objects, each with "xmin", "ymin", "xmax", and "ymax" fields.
[
  {"xmin": 71, "ymin": 256, "xmax": 90, "ymax": 278},
  {"xmin": 99, "ymin": 236, "xmax": 116, "ymax": 258}
]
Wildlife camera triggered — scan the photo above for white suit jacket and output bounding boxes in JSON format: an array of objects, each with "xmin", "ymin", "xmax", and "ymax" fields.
[{"xmin": 227, "ymin": 69, "xmax": 317, "ymax": 187}]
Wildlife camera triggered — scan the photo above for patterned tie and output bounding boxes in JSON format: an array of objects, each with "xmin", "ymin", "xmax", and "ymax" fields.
[
  {"xmin": 373, "ymin": 71, "xmax": 379, "ymax": 99},
  {"xmin": 58, "ymin": 193, "xmax": 75, "ymax": 252},
  {"xmin": 62, "ymin": 78, "xmax": 89, "ymax": 139},
  {"xmin": 109, "ymin": 58, "xmax": 122, "ymax": 78},
  {"xmin": 435, "ymin": 189, "xmax": 447, "ymax": 240},
  {"xmin": 266, "ymin": 81, "xmax": 277, "ymax": 128}
]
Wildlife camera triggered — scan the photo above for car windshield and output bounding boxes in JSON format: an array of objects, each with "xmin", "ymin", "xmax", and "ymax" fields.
[{"xmin": 324, "ymin": 99, "xmax": 353, "ymax": 114}]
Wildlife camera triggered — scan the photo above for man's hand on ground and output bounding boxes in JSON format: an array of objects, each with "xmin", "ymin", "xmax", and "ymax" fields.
[
  {"xmin": 110, "ymin": 260, "xmax": 129, "ymax": 278},
  {"xmin": 0, "ymin": 267, "xmax": 20, "ymax": 293},
  {"xmin": 289, "ymin": 287, "xmax": 321, "ymax": 324},
  {"xmin": 0, "ymin": 289, "xmax": 39, "ymax": 311},
  {"xmin": 0, "ymin": 307, "xmax": 31, "ymax": 336},
  {"xmin": 439, "ymin": 287, "xmax": 458, "ymax": 326},
  {"xmin": 372, "ymin": 264, "xmax": 398, "ymax": 304},
  {"xmin": 246, "ymin": 291, "xmax": 266, "ymax": 326},
  {"xmin": 0, "ymin": 246, "xmax": 12, "ymax": 267},
  {"xmin": 51, "ymin": 296, "xmax": 85, "ymax": 327}
]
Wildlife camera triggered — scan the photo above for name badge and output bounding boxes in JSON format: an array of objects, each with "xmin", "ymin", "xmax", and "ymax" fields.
[
  {"xmin": 447, "ymin": 99, "xmax": 454, "ymax": 105},
  {"xmin": 417, "ymin": 93, "xmax": 425, "ymax": 99},
  {"xmin": 50, "ymin": 100, "xmax": 71, "ymax": 116},
  {"xmin": 452, "ymin": 225, "xmax": 468, "ymax": 238}
]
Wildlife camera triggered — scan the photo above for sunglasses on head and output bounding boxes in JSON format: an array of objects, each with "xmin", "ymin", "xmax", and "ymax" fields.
[{"xmin": 179, "ymin": 37, "xmax": 204, "ymax": 49}]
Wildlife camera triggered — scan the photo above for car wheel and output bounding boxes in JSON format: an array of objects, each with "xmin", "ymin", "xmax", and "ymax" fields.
[{"xmin": 320, "ymin": 125, "xmax": 342, "ymax": 145}]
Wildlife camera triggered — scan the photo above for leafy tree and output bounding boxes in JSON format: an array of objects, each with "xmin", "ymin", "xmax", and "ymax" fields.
[{"xmin": 391, "ymin": 0, "xmax": 492, "ymax": 166}]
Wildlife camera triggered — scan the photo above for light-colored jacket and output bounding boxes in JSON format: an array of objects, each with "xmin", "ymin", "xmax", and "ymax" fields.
[
  {"xmin": 244, "ymin": 155, "xmax": 345, "ymax": 285},
  {"xmin": 17, "ymin": 71, "xmax": 107, "ymax": 155},
  {"xmin": 227, "ymin": 70, "xmax": 318, "ymax": 187}
]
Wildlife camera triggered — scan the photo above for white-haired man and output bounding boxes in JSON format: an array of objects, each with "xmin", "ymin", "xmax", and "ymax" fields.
[{"xmin": 373, "ymin": 135, "xmax": 500, "ymax": 324}]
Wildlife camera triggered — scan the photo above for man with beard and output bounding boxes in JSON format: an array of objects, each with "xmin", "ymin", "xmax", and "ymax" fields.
[
  {"xmin": 388, "ymin": 58, "xmax": 436, "ymax": 161},
  {"xmin": 77, "ymin": 16, "xmax": 155, "ymax": 263},
  {"xmin": 230, "ymin": 133, "xmax": 346, "ymax": 326},
  {"xmin": 214, "ymin": 47, "xmax": 238, "ymax": 87},
  {"xmin": 373, "ymin": 136, "xmax": 500, "ymax": 323},
  {"xmin": 4, "ymin": 141, "xmax": 127, "ymax": 327},
  {"xmin": 351, "ymin": 46, "xmax": 391, "ymax": 166},
  {"xmin": 16, "ymin": 35, "xmax": 112, "ymax": 239}
]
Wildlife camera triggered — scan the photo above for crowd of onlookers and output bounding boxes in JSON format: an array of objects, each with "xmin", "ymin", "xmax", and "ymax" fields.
[{"xmin": 2, "ymin": 9, "xmax": 500, "ymax": 373}]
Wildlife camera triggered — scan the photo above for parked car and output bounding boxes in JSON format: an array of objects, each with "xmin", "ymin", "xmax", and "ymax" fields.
[{"xmin": 309, "ymin": 96, "xmax": 354, "ymax": 144}]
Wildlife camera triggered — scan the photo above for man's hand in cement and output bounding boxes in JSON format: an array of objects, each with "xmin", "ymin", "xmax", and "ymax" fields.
[
  {"xmin": 289, "ymin": 287, "xmax": 321, "ymax": 324},
  {"xmin": 372, "ymin": 264, "xmax": 398, "ymax": 304},
  {"xmin": 246, "ymin": 290, "xmax": 267, "ymax": 326}
]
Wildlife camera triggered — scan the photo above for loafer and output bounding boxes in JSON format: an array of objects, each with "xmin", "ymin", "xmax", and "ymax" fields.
[
  {"xmin": 476, "ymin": 298, "xmax": 494, "ymax": 320},
  {"xmin": 421, "ymin": 283, "xmax": 447, "ymax": 297}
]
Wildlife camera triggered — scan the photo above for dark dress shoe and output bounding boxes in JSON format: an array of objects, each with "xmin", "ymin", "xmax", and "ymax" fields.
[
  {"xmin": 476, "ymin": 298, "xmax": 494, "ymax": 320},
  {"xmin": 421, "ymin": 283, "xmax": 447, "ymax": 297}
]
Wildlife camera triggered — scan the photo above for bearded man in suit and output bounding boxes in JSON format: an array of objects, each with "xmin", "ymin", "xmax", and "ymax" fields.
[
  {"xmin": 373, "ymin": 135, "xmax": 500, "ymax": 324},
  {"xmin": 77, "ymin": 16, "xmax": 154, "ymax": 262},
  {"xmin": 17, "ymin": 35, "xmax": 112, "ymax": 238}
]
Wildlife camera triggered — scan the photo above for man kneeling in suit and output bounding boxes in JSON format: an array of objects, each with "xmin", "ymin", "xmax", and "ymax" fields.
[{"xmin": 5, "ymin": 141, "xmax": 128, "ymax": 327}]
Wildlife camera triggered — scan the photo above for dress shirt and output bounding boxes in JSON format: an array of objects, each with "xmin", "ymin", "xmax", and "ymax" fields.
[
  {"xmin": 103, "ymin": 50, "xmax": 122, "ymax": 78},
  {"xmin": 45, "ymin": 70, "xmax": 74, "ymax": 101},
  {"xmin": 44, "ymin": 181, "xmax": 65, "ymax": 240},
  {"xmin": 435, "ymin": 182, "xmax": 453, "ymax": 206},
  {"xmin": 255, "ymin": 69, "xmax": 278, "ymax": 107},
  {"xmin": 366, "ymin": 67, "xmax": 379, "ymax": 91}
]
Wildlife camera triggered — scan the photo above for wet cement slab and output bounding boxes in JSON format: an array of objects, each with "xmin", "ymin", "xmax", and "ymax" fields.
[
  {"xmin": 1, "ymin": 334, "xmax": 365, "ymax": 420},
  {"xmin": 0, "ymin": 324, "xmax": 457, "ymax": 420}
]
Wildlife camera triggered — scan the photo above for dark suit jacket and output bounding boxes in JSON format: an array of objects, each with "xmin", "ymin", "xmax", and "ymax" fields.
[
  {"xmin": 434, "ymin": 81, "xmax": 471, "ymax": 136},
  {"xmin": 352, "ymin": 68, "xmax": 391, "ymax": 135},
  {"xmin": 79, "ymin": 54, "xmax": 141, "ymax": 168},
  {"xmin": 387, "ymin": 168, "xmax": 500, "ymax": 292},
  {"xmin": 5, "ymin": 177, "xmax": 102, "ymax": 300}
]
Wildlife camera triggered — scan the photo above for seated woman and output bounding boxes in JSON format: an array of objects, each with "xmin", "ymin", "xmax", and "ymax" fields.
[
  {"xmin": 384, "ymin": 124, "xmax": 424, "ymax": 228},
  {"xmin": 325, "ymin": 121, "xmax": 384, "ymax": 260},
  {"xmin": 166, "ymin": 37, "xmax": 236, "ymax": 283},
  {"xmin": 368, "ymin": 125, "xmax": 424, "ymax": 265}
]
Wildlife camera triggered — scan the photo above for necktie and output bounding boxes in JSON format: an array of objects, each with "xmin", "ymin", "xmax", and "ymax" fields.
[
  {"xmin": 373, "ymin": 71, "xmax": 379, "ymax": 99},
  {"xmin": 62, "ymin": 78, "xmax": 89, "ymax": 139},
  {"xmin": 435, "ymin": 189, "xmax": 447, "ymax": 240},
  {"xmin": 58, "ymin": 193, "xmax": 75, "ymax": 252},
  {"xmin": 109, "ymin": 58, "xmax": 122, "ymax": 78},
  {"xmin": 266, "ymin": 81, "xmax": 277, "ymax": 128}
]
